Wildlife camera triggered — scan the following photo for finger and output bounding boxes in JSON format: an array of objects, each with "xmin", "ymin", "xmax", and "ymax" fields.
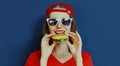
[
  {"xmin": 41, "ymin": 34, "xmax": 47, "ymax": 47},
  {"xmin": 44, "ymin": 34, "xmax": 55, "ymax": 42},
  {"xmin": 76, "ymin": 31, "xmax": 81, "ymax": 40},
  {"xmin": 68, "ymin": 33, "xmax": 77, "ymax": 42},
  {"xmin": 68, "ymin": 32, "xmax": 79, "ymax": 40},
  {"xmin": 42, "ymin": 34, "xmax": 47, "ymax": 40},
  {"xmin": 69, "ymin": 32, "xmax": 76, "ymax": 37},
  {"xmin": 45, "ymin": 34, "xmax": 54, "ymax": 39},
  {"xmin": 76, "ymin": 31, "xmax": 82, "ymax": 45},
  {"xmin": 41, "ymin": 34, "xmax": 54, "ymax": 46},
  {"xmin": 68, "ymin": 35, "xmax": 78, "ymax": 47}
]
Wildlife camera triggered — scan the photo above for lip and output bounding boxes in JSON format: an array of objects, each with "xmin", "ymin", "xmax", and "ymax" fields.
[{"xmin": 55, "ymin": 30, "xmax": 65, "ymax": 34}]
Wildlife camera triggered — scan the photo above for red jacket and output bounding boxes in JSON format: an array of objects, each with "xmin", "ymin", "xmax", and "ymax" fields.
[{"xmin": 25, "ymin": 50, "xmax": 93, "ymax": 66}]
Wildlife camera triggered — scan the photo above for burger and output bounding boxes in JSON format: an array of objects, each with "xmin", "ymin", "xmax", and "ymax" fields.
[{"xmin": 52, "ymin": 34, "xmax": 69, "ymax": 43}]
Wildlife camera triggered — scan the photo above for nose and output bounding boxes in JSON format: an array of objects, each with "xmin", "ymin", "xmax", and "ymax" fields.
[{"xmin": 56, "ymin": 22, "xmax": 62, "ymax": 29}]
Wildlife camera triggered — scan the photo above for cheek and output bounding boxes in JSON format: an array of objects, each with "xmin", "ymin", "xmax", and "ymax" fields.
[
  {"xmin": 48, "ymin": 26, "xmax": 56, "ymax": 33},
  {"xmin": 65, "ymin": 26, "xmax": 71, "ymax": 32}
]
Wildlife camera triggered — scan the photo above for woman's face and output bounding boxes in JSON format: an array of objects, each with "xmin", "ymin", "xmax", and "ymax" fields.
[{"xmin": 47, "ymin": 12, "xmax": 72, "ymax": 34}]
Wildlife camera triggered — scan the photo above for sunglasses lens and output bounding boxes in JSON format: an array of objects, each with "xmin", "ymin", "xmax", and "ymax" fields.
[
  {"xmin": 48, "ymin": 19, "xmax": 57, "ymax": 26},
  {"xmin": 62, "ymin": 18, "xmax": 72, "ymax": 25}
]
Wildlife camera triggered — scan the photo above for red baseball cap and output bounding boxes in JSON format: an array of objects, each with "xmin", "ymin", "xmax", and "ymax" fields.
[{"xmin": 46, "ymin": 3, "xmax": 74, "ymax": 18}]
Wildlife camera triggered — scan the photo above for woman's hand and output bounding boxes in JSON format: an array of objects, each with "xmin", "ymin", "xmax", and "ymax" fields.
[
  {"xmin": 66, "ymin": 31, "xmax": 82, "ymax": 57},
  {"xmin": 66, "ymin": 31, "xmax": 83, "ymax": 66},
  {"xmin": 40, "ymin": 34, "xmax": 56, "ymax": 66},
  {"xmin": 41, "ymin": 34, "xmax": 56, "ymax": 59}
]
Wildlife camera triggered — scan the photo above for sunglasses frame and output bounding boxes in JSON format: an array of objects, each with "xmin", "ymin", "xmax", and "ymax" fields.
[{"xmin": 46, "ymin": 18, "xmax": 73, "ymax": 26}]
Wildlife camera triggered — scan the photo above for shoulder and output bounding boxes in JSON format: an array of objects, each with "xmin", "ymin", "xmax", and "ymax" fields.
[
  {"xmin": 28, "ymin": 50, "xmax": 41, "ymax": 59},
  {"xmin": 82, "ymin": 51, "xmax": 92, "ymax": 61},
  {"xmin": 25, "ymin": 50, "xmax": 41, "ymax": 66},
  {"xmin": 82, "ymin": 51, "xmax": 91, "ymax": 57},
  {"xmin": 82, "ymin": 51, "xmax": 93, "ymax": 66},
  {"xmin": 31, "ymin": 50, "xmax": 41, "ymax": 55}
]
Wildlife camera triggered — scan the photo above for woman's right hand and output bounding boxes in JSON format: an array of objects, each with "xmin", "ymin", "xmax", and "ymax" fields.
[{"xmin": 41, "ymin": 34, "xmax": 56, "ymax": 59}]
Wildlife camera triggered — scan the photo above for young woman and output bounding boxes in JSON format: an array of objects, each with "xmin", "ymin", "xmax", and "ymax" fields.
[{"xmin": 25, "ymin": 3, "xmax": 93, "ymax": 66}]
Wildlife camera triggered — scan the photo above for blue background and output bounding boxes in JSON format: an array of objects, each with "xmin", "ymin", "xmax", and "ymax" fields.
[{"xmin": 0, "ymin": 0, "xmax": 120, "ymax": 66}]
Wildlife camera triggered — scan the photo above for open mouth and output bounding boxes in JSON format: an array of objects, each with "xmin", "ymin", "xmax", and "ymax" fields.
[{"xmin": 55, "ymin": 30, "xmax": 65, "ymax": 34}]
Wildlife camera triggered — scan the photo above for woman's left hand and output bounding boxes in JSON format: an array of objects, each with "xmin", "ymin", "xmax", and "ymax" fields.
[
  {"xmin": 66, "ymin": 31, "xmax": 83, "ymax": 66},
  {"xmin": 66, "ymin": 31, "xmax": 82, "ymax": 58}
]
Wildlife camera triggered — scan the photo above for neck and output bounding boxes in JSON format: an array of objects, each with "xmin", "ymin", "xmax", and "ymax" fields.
[
  {"xmin": 52, "ymin": 43, "xmax": 73, "ymax": 63},
  {"xmin": 52, "ymin": 43, "xmax": 70, "ymax": 56}
]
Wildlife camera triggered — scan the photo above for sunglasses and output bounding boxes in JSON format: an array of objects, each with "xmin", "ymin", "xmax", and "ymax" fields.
[{"xmin": 46, "ymin": 18, "xmax": 72, "ymax": 26}]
